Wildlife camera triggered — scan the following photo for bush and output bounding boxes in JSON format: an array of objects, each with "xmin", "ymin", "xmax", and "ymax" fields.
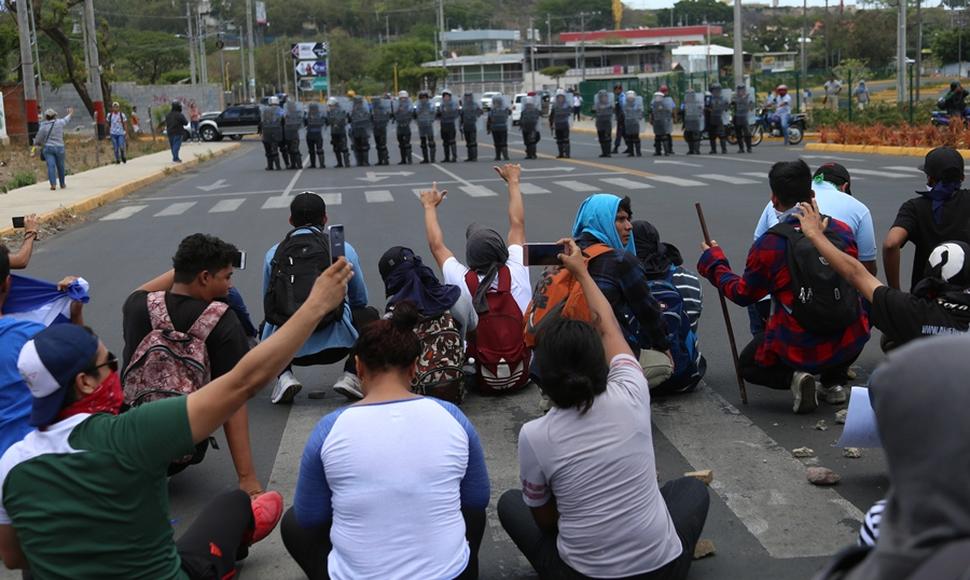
[
  {"xmin": 810, "ymin": 101, "xmax": 938, "ymax": 129},
  {"xmin": 2, "ymin": 171, "xmax": 38, "ymax": 193},
  {"xmin": 817, "ymin": 120, "xmax": 970, "ymax": 148}
]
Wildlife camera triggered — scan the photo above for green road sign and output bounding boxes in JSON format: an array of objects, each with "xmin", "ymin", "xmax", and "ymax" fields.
[{"xmin": 312, "ymin": 77, "xmax": 328, "ymax": 90}]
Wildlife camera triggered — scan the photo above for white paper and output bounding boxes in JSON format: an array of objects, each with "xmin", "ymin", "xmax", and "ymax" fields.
[{"xmin": 837, "ymin": 386, "xmax": 882, "ymax": 449}]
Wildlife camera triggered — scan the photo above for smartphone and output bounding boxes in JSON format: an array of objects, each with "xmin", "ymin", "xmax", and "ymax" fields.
[
  {"xmin": 328, "ymin": 224, "xmax": 345, "ymax": 263},
  {"xmin": 11, "ymin": 217, "xmax": 25, "ymax": 229},
  {"xmin": 232, "ymin": 251, "xmax": 247, "ymax": 270},
  {"xmin": 523, "ymin": 243, "xmax": 564, "ymax": 267}
]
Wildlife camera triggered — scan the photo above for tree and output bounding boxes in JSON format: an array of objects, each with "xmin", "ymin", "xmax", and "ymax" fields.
[
  {"xmin": 368, "ymin": 39, "xmax": 436, "ymax": 84},
  {"xmin": 930, "ymin": 27, "xmax": 963, "ymax": 64},
  {"xmin": 540, "ymin": 65, "xmax": 570, "ymax": 87},
  {"xmin": 117, "ymin": 30, "xmax": 188, "ymax": 84},
  {"xmin": 534, "ymin": 0, "xmax": 613, "ymax": 34},
  {"xmin": 657, "ymin": 0, "xmax": 733, "ymax": 27},
  {"xmin": 397, "ymin": 66, "xmax": 446, "ymax": 94}
]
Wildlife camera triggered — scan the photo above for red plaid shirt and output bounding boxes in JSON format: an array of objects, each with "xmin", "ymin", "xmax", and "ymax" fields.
[{"xmin": 697, "ymin": 217, "xmax": 870, "ymax": 372}]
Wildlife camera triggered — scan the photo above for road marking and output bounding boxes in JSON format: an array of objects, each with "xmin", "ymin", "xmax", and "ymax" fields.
[
  {"xmin": 521, "ymin": 166, "xmax": 576, "ymax": 173},
  {"xmin": 600, "ymin": 177, "xmax": 654, "ymax": 190},
  {"xmin": 412, "ymin": 188, "xmax": 426, "ymax": 198},
  {"xmin": 652, "ymin": 385, "xmax": 863, "ymax": 558},
  {"xmin": 320, "ymin": 193, "xmax": 342, "ymax": 206},
  {"xmin": 460, "ymin": 185, "xmax": 500, "ymax": 197},
  {"xmin": 281, "ymin": 155, "xmax": 310, "ymax": 197},
  {"xmin": 518, "ymin": 182, "xmax": 550, "ymax": 195},
  {"xmin": 154, "ymin": 202, "xmax": 197, "ymax": 217},
  {"xmin": 723, "ymin": 157, "xmax": 776, "ymax": 165},
  {"xmin": 740, "ymin": 172, "xmax": 769, "ymax": 179},
  {"xmin": 882, "ymin": 165, "xmax": 923, "ymax": 173},
  {"xmin": 846, "ymin": 168, "xmax": 912, "ymax": 179},
  {"xmin": 364, "ymin": 190, "xmax": 394, "ymax": 203},
  {"xmin": 697, "ymin": 173, "xmax": 760, "ymax": 185},
  {"xmin": 100, "ymin": 205, "xmax": 147, "ymax": 221},
  {"xmin": 555, "ymin": 180, "xmax": 599, "ymax": 192},
  {"xmin": 644, "ymin": 175, "xmax": 707, "ymax": 187},
  {"xmin": 654, "ymin": 160, "xmax": 703, "ymax": 167},
  {"xmin": 209, "ymin": 198, "xmax": 245, "ymax": 213},
  {"xmin": 802, "ymin": 154, "xmax": 865, "ymax": 163},
  {"xmin": 261, "ymin": 196, "xmax": 293, "ymax": 209},
  {"xmin": 196, "ymin": 178, "xmax": 229, "ymax": 192}
]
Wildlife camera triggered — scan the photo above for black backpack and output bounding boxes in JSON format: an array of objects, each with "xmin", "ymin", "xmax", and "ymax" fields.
[
  {"xmin": 264, "ymin": 227, "xmax": 343, "ymax": 331},
  {"xmin": 768, "ymin": 221, "xmax": 860, "ymax": 335}
]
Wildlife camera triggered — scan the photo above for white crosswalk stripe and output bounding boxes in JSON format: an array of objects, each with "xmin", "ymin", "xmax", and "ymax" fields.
[
  {"xmin": 412, "ymin": 188, "xmax": 426, "ymax": 198},
  {"xmin": 364, "ymin": 190, "xmax": 394, "ymax": 203},
  {"xmin": 101, "ymin": 205, "xmax": 148, "ymax": 221},
  {"xmin": 460, "ymin": 185, "xmax": 499, "ymax": 197},
  {"xmin": 261, "ymin": 196, "xmax": 292, "ymax": 209},
  {"xmin": 209, "ymin": 199, "xmax": 246, "ymax": 213},
  {"xmin": 154, "ymin": 202, "xmax": 197, "ymax": 217},
  {"xmin": 882, "ymin": 165, "xmax": 923, "ymax": 173},
  {"xmin": 555, "ymin": 180, "xmax": 599, "ymax": 192},
  {"xmin": 739, "ymin": 172, "xmax": 769, "ymax": 179},
  {"xmin": 644, "ymin": 175, "xmax": 706, "ymax": 187},
  {"xmin": 518, "ymin": 182, "xmax": 550, "ymax": 195},
  {"xmin": 696, "ymin": 173, "xmax": 760, "ymax": 185},
  {"xmin": 600, "ymin": 177, "xmax": 654, "ymax": 190},
  {"xmin": 847, "ymin": 168, "xmax": 912, "ymax": 179},
  {"xmin": 320, "ymin": 193, "xmax": 342, "ymax": 206}
]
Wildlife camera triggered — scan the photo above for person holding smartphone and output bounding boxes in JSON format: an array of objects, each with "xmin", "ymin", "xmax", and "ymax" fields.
[{"xmin": 6, "ymin": 215, "xmax": 39, "ymax": 270}]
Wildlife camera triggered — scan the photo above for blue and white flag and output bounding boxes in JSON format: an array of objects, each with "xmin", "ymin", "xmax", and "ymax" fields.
[{"xmin": 3, "ymin": 274, "xmax": 90, "ymax": 326}]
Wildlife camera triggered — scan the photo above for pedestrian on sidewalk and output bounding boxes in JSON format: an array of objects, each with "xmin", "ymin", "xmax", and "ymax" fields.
[
  {"xmin": 572, "ymin": 91, "xmax": 583, "ymax": 121},
  {"xmin": 189, "ymin": 103, "xmax": 201, "ymax": 141},
  {"xmin": 33, "ymin": 108, "xmax": 73, "ymax": 191},
  {"xmin": 823, "ymin": 75, "xmax": 843, "ymax": 111},
  {"xmin": 107, "ymin": 102, "xmax": 129, "ymax": 164},
  {"xmin": 854, "ymin": 80, "xmax": 870, "ymax": 111},
  {"xmin": 165, "ymin": 102, "xmax": 188, "ymax": 163},
  {"xmin": 130, "ymin": 106, "xmax": 142, "ymax": 135}
]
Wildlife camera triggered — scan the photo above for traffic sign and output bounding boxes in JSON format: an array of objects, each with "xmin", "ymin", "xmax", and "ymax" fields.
[
  {"xmin": 290, "ymin": 42, "xmax": 328, "ymax": 61},
  {"xmin": 298, "ymin": 77, "xmax": 328, "ymax": 92},
  {"xmin": 294, "ymin": 60, "xmax": 328, "ymax": 78}
]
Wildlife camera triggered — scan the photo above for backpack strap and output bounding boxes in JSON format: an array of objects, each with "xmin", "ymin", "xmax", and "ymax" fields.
[
  {"xmin": 186, "ymin": 301, "xmax": 230, "ymax": 342},
  {"xmin": 147, "ymin": 292, "xmax": 175, "ymax": 332},
  {"xmin": 464, "ymin": 269, "xmax": 480, "ymax": 296},
  {"xmin": 497, "ymin": 266, "xmax": 511, "ymax": 293},
  {"xmin": 584, "ymin": 242, "xmax": 614, "ymax": 262}
]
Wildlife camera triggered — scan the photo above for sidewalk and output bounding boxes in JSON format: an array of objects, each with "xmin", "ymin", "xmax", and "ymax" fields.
[
  {"xmin": 570, "ymin": 118, "xmax": 685, "ymax": 140},
  {"xmin": 0, "ymin": 140, "xmax": 241, "ymax": 237}
]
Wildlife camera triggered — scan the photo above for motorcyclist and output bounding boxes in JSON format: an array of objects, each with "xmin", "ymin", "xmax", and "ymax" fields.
[
  {"xmin": 940, "ymin": 82, "xmax": 969, "ymax": 119},
  {"xmin": 767, "ymin": 84, "xmax": 793, "ymax": 145}
]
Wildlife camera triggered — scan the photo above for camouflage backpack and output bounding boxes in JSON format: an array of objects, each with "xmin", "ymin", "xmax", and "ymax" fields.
[{"xmin": 411, "ymin": 311, "xmax": 466, "ymax": 404}]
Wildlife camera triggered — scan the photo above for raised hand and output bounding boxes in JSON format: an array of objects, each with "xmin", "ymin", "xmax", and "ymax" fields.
[{"xmin": 419, "ymin": 181, "xmax": 448, "ymax": 209}]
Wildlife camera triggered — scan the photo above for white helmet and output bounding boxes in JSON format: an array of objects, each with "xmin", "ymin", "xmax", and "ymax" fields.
[
  {"xmin": 626, "ymin": 90, "xmax": 636, "ymax": 100},
  {"xmin": 398, "ymin": 90, "xmax": 409, "ymax": 99},
  {"xmin": 268, "ymin": 96, "xmax": 279, "ymax": 105},
  {"xmin": 556, "ymin": 88, "xmax": 566, "ymax": 96},
  {"xmin": 327, "ymin": 97, "xmax": 338, "ymax": 106}
]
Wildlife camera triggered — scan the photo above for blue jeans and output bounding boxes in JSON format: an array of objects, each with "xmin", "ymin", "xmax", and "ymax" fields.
[
  {"xmin": 772, "ymin": 111, "xmax": 791, "ymax": 144},
  {"xmin": 110, "ymin": 133, "xmax": 126, "ymax": 161},
  {"xmin": 168, "ymin": 134, "xmax": 183, "ymax": 161},
  {"xmin": 43, "ymin": 145, "xmax": 66, "ymax": 187}
]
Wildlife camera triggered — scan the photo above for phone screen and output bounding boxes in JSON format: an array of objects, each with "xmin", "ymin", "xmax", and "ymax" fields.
[
  {"xmin": 233, "ymin": 251, "xmax": 247, "ymax": 270},
  {"xmin": 328, "ymin": 224, "xmax": 345, "ymax": 263},
  {"xmin": 11, "ymin": 217, "xmax": 25, "ymax": 229},
  {"xmin": 523, "ymin": 243, "xmax": 564, "ymax": 267}
]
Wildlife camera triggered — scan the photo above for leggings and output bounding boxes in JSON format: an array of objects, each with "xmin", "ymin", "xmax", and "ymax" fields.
[{"xmin": 176, "ymin": 490, "xmax": 254, "ymax": 580}]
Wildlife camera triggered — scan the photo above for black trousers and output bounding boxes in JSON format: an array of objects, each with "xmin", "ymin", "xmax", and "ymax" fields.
[
  {"xmin": 653, "ymin": 134, "xmax": 673, "ymax": 155},
  {"xmin": 523, "ymin": 130, "xmax": 540, "ymax": 158},
  {"xmin": 441, "ymin": 125, "xmax": 457, "ymax": 146},
  {"xmin": 554, "ymin": 126, "xmax": 570, "ymax": 145},
  {"xmin": 734, "ymin": 120, "xmax": 752, "ymax": 151},
  {"xmin": 707, "ymin": 123, "xmax": 726, "ymax": 152},
  {"xmin": 306, "ymin": 133, "xmax": 324, "ymax": 166},
  {"xmin": 614, "ymin": 115, "xmax": 625, "ymax": 148},
  {"xmin": 491, "ymin": 128, "xmax": 508, "ymax": 149},
  {"xmin": 281, "ymin": 506, "xmax": 486, "ymax": 580},
  {"xmin": 498, "ymin": 477, "xmax": 709, "ymax": 580},
  {"xmin": 177, "ymin": 490, "xmax": 254, "ymax": 580},
  {"xmin": 374, "ymin": 126, "xmax": 388, "ymax": 156},
  {"xmin": 739, "ymin": 332, "xmax": 859, "ymax": 389},
  {"xmin": 331, "ymin": 133, "xmax": 349, "ymax": 165},
  {"xmin": 285, "ymin": 306, "xmax": 379, "ymax": 375},
  {"xmin": 463, "ymin": 127, "xmax": 478, "ymax": 160},
  {"xmin": 397, "ymin": 130, "xmax": 413, "ymax": 160}
]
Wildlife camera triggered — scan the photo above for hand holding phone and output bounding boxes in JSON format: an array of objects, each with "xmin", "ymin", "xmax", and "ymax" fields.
[
  {"xmin": 328, "ymin": 224, "xmax": 345, "ymax": 263},
  {"xmin": 523, "ymin": 242, "xmax": 565, "ymax": 267},
  {"xmin": 11, "ymin": 217, "xmax": 25, "ymax": 229}
]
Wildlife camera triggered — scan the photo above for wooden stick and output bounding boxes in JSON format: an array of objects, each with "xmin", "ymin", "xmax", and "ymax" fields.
[{"xmin": 695, "ymin": 202, "xmax": 748, "ymax": 405}]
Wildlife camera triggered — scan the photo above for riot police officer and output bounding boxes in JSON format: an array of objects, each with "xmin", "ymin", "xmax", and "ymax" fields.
[
  {"xmin": 650, "ymin": 91, "xmax": 674, "ymax": 156},
  {"xmin": 350, "ymin": 95, "xmax": 372, "ymax": 167},
  {"xmin": 260, "ymin": 96, "xmax": 284, "ymax": 170},
  {"xmin": 371, "ymin": 95, "xmax": 391, "ymax": 166},
  {"xmin": 519, "ymin": 94, "xmax": 541, "ymax": 160},
  {"xmin": 304, "ymin": 101, "xmax": 326, "ymax": 168},
  {"xmin": 732, "ymin": 84, "xmax": 753, "ymax": 153},
  {"xmin": 705, "ymin": 84, "xmax": 728, "ymax": 154},
  {"xmin": 683, "ymin": 87, "xmax": 705, "ymax": 155},
  {"xmin": 283, "ymin": 99, "xmax": 303, "ymax": 169},
  {"xmin": 593, "ymin": 89, "xmax": 614, "ymax": 158},
  {"xmin": 459, "ymin": 92, "xmax": 482, "ymax": 161},
  {"xmin": 326, "ymin": 97, "xmax": 351, "ymax": 168},
  {"xmin": 438, "ymin": 90, "xmax": 460, "ymax": 163},
  {"xmin": 549, "ymin": 89, "xmax": 572, "ymax": 159},
  {"xmin": 487, "ymin": 94, "xmax": 510, "ymax": 161},
  {"xmin": 415, "ymin": 91, "xmax": 436, "ymax": 164},
  {"xmin": 393, "ymin": 91, "xmax": 414, "ymax": 165},
  {"xmin": 622, "ymin": 90, "xmax": 643, "ymax": 157}
]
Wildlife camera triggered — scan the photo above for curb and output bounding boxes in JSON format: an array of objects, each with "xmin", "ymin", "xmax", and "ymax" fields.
[
  {"xmin": 571, "ymin": 125, "xmax": 812, "ymax": 143},
  {"xmin": 0, "ymin": 143, "xmax": 241, "ymax": 238},
  {"xmin": 804, "ymin": 142, "xmax": 970, "ymax": 158}
]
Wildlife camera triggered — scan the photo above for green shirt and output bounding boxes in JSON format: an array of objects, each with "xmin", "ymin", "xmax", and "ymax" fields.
[{"xmin": 0, "ymin": 397, "xmax": 196, "ymax": 579}]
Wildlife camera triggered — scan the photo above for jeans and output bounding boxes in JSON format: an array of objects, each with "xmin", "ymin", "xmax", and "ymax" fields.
[
  {"xmin": 169, "ymin": 133, "xmax": 183, "ymax": 161},
  {"xmin": 773, "ymin": 111, "xmax": 790, "ymax": 144},
  {"xmin": 498, "ymin": 477, "xmax": 710, "ymax": 580},
  {"xmin": 176, "ymin": 490, "xmax": 254, "ymax": 580},
  {"xmin": 280, "ymin": 506, "xmax": 485, "ymax": 580},
  {"xmin": 110, "ymin": 133, "xmax": 126, "ymax": 162},
  {"xmin": 284, "ymin": 305, "xmax": 380, "ymax": 375},
  {"xmin": 43, "ymin": 145, "xmax": 66, "ymax": 187},
  {"xmin": 739, "ymin": 332, "xmax": 859, "ymax": 389}
]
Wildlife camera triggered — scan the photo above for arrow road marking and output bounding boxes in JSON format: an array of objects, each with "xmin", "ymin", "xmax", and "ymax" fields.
[
  {"xmin": 356, "ymin": 171, "xmax": 415, "ymax": 183},
  {"xmin": 196, "ymin": 178, "xmax": 229, "ymax": 192}
]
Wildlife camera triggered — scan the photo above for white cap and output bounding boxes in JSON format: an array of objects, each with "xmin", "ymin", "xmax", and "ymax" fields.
[
  {"xmin": 268, "ymin": 96, "xmax": 279, "ymax": 105},
  {"xmin": 398, "ymin": 90, "xmax": 409, "ymax": 98},
  {"xmin": 327, "ymin": 97, "xmax": 338, "ymax": 105},
  {"xmin": 626, "ymin": 90, "xmax": 636, "ymax": 99},
  {"xmin": 556, "ymin": 89, "xmax": 565, "ymax": 96}
]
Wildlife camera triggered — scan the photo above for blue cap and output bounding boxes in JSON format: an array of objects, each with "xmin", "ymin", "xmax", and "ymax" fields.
[{"xmin": 17, "ymin": 325, "xmax": 99, "ymax": 427}]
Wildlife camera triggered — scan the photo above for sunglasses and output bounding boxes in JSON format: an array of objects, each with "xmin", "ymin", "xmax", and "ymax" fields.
[{"xmin": 87, "ymin": 352, "xmax": 119, "ymax": 375}]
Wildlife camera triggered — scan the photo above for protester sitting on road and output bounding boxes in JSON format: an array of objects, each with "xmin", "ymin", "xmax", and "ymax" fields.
[
  {"xmin": 883, "ymin": 146, "xmax": 970, "ymax": 292},
  {"xmin": 567, "ymin": 194, "xmax": 672, "ymax": 381},
  {"xmin": 122, "ymin": 233, "xmax": 262, "ymax": 494},
  {"xmin": 698, "ymin": 160, "xmax": 871, "ymax": 413},
  {"xmin": 499, "ymin": 238, "xmax": 710, "ymax": 580},
  {"xmin": 33, "ymin": 107, "xmax": 74, "ymax": 191},
  {"xmin": 421, "ymin": 164, "xmax": 532, "ymax": 393},
  {"xmin": 0, "ymin": 261, "xmax": 353, "ymax": 578},
  {"xmin": 816, "ymin": 335, "xmax": 970, "ymax": 579},
  {"xmin": 282, "ymin": 301, "xmax": 489, "ymax": 580},
  {"xmin": 749, "ymin": 163, "xmax": 878, "ymax": 335},
  {"xmin": 796, "ymin": 200, "xmax": 970, "ymax": 350},
  {"xmin": 263, "ymin": 192, "xmax": 377, "ymax": 403},
  {"xmin": 165, "ymin": 101, "xmax": 188, "ymax": 163},
  {"xmin": 632, "ymin": 220, "xmax": 706, "ymax": 394}
]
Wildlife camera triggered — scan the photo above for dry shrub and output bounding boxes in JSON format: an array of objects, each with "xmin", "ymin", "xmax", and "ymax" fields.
[{"xmin": 817, "ymin": 122, "xmax": 970, "ymax": 149}]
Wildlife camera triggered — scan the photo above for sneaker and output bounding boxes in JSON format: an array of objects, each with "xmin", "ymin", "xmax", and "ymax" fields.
[
  {"xmin": 332, "ymin": 372, "xmax": 363, "ymax": 400},
  {"xmin": 790, "ymin": 371, "xmax": 818, "ymax": 414},
  {"xmin": 817, "ymin": 384, "xmax": 848, "ymax": 405},
  {"xmin": 270, "ymin": 371, "xmax": 302, "ymax": 404},
  {"xmin": 245, "ymin": 490, "xmax": 284, "ymax": 545}
]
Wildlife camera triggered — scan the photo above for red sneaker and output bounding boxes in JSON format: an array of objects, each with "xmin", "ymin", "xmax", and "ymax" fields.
[{"xmin": 245, "ymin": 490, "xmax": 283, "ymax": 545}]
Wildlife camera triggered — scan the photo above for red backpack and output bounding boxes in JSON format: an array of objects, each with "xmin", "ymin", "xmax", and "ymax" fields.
[{"xmin": 465, "ymin": 267, "xmax": 531, "ymax": 394}]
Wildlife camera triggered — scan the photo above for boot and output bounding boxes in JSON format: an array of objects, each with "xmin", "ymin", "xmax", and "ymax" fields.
[
  {"xmin": 612, "ymin": 144, "xmax": 619, "ymax": 154},
  {"xmin": 265, "ymin": 157, "xmax": 274, "ymax": 170},
  {"xmin": 399, "ymin": 148, "xmax": 409, "ymax": 165},
  {"xmin": 503, "ymin": 146, "xmax": 510, "ymax": 161},
  {"xmin": 420, "ymin": 143, "xmax": 430, "ymax": 164},
  {"xmin": 635, "ymin": 141, "xmax": 642, "ymax": 157},
  {"xmin": 469, "ymin": 146, "xmax": 477, "ymax": 161},
  {"xmin": 343, "ymin": 151, "xmax": 351, "ymax": 168},
  {"xmin": 721, "ymin": 140, "xmax": 727, "ymax": 154},
  {"xmin": 292, "ymin": 153, "xmax": 303, "ymax": 169},
  {"xmin": 600, "ymin": 142, "xmax": 611, "ymax": 158},
  {"xmin": 406, "ymin": 146, "xmax": 413, "ymax": 164},
  {"xmin": 556, "ymin": 143, "xmax": 564, "ymax": 159},
  {"xmin": 450, "ymin": 143, "xmax": 457, "ymax": 162},
  {"xmin": 709, "ymin": 141, "xmax": 717, "ymax": 154},
  {"xmin": 443, "ymin": 143, "xmax": 451, "ymax": 162},
  {"xmin": 564, "ymin": 143, "xmax": 571, "ymax": 159},
  {"xmin": 360, "ymin": 150, "xmax": 370, "ymax": 167},
  {"xmin": 308, "ymin": 155, "xmax": 317, "ymax": 168},
  {"xmin": 494, "ymin": 146, "xmax": 501, "ymax": 161},
  {"xmin": 430, "ymin": 144, "xmax": 436, "ymax": 163},
  {"xmin": 318, "ymin": 152, "xmax": 326, "ymax": 168},
  {"xmin": 627, "ymin": 139, "xmax": 635, "ymax": 157},
  {"xmin": 273, "ymin": 154, "xmax": 282, "ymax": 170}
]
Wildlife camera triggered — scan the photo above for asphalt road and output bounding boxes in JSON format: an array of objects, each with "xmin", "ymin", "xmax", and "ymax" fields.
[{"xmin": 15, "ymin": 122, "xmax": 933, "ymax": 580}]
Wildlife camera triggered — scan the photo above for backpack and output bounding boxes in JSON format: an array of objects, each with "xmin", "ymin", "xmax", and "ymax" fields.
[
  {"xmin": 264, "ymin": 227, "xmax": 342, "ymax": 331},
  {"xmin": 465, "ymin": 267, "xmax": 531, "ymax": 394},
  {"xmin": 523, "ymin": 243, "xmax": 613, "ymax": 348},
  {"xmin": 411, "ymin": 312, "xmax": 466, "ymax": 404},
  {"xmin": 122, "ymin": 291, "xmax": 225, "ymax": 474},
  {"xmin": 646, "ymin": 266, "xmax": 703, "ymax": 391},
  {"xmin": 768, "ymin": 221, "xmax": 861, "ymax": 335}
]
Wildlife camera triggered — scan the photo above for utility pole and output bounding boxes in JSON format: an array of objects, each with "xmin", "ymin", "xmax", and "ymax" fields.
[
  {"xmin": 438, "ymin": 0, "xmax": 448, "ymax": 89},
  {"xmin": 547, "ymin": 14, "xmax": 552, "ymax": 48},
  {"xmin": 733, "ymin": 0, "xmax": 743, "ymax": 90},
  {"xmin": 800, "ymin": 0, "xmax": 807, "ymax": 84},
  {"xmin": 16, "ymin": 0, "xmax": 39, "ymax": 141},
  {"xmin": 824, "ymin": 0, "xmax": 829, "ymax": 70},
  {"xmin": 28, "ymin": 0, "xmax": 43, "ymax": 107},
  {"xmin": 896, "ymin": 0, "xmax": 906, "ymax": 103},
  {"xmin": 246, "ymin": 0, "xmax": 256, "ymax": 101},
  {"xmin": 580, "ymin": 11, "xmax": 587, "ymax": 82},
  {"xmin": 529, "ymin": 16, "xmax": 537, "ymax": 91},
  {"xmin": 84, "ymin": 0, "xmax": 106, "ymax": 139},
  {"xmin": 238, "ymin": 33, "xmax": 246, "ymax": 101},
  {"xmin": 915, "ymin": 0, "xmax": 922, "ymax": 102},
  {"xmin": 198, "ymin": 6, "xmax": 208, "ymax": 88},
  {"xmin": 187, "ymin": 2, "xmax": 197, "ymax": 85}
]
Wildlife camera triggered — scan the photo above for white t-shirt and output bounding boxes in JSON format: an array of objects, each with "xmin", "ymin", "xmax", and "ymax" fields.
[
  {"xmin": 518, "ymin": 354, "xmax": 683, "ymax": 577},
  {"xmin": 441, "ymin": 244, "xmax": 532, "ymax": 314}
]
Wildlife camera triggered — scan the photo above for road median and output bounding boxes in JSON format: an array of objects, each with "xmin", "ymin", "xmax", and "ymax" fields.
[{"xmin": 804, "ymin": 142, "xmax": 970, "ymax": 158}]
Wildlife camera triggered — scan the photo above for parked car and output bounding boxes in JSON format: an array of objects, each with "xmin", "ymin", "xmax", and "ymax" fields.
[
  {"xmin": 198, "ymin": 104, "xmax": 262, "ymax": 141},
  {"xmin": 511, "ymin": 93, "xmax": 528, "ymax": 125},
  {"xmin": 481, "ymin": 91, "xmax": 501, "ymax": 111}
]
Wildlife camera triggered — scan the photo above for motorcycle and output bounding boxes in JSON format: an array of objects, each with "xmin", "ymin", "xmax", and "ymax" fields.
[
  {"xmin": 931, "ymin": 108, "xmax": 970, "ymax": 127},
  {"xmin": 729, "ymin": 107, "xmax": 805, "ymax": 146}
]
